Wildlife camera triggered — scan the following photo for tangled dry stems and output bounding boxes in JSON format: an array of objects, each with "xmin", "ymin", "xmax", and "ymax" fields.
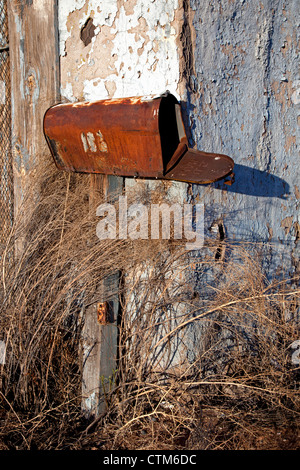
[{"xmin": 0, "ymin": 165, "xmax": 299, "ymax": 450}]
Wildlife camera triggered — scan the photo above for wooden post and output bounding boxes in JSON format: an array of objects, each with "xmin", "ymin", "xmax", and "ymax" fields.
[
  {"xmin": 7, "ymin": 0, "xmax": 60, "ymax": 225},
  {"xmin": 81, "ymin": 174, "xmax": 123, "ymax": 418},
  {"xmin": 8, "ymin": 0, "xmax": 122, "ymax": 419}
]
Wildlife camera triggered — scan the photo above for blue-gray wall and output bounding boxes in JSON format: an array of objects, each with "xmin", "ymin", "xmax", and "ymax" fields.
[{"xmin": 185, "ymin": 0, "xmax": 299, "ymax": 282}]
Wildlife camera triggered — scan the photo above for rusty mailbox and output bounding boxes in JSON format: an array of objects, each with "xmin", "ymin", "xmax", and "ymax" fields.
[{"xmin": 43, "ymin": 92, "xmax": 234, "ymax": 184}]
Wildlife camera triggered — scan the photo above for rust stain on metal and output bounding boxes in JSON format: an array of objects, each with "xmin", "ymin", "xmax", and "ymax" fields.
[
  {"xmin": 97, "ymin": 302, "xmax": 110, "ymax": 325},
  {"xmin": 97, "ymin": 130, "xmax": 108, "ymax": 152},
  {"xmin": 43, "ymin": 92, "xmax": 234, "ymax": 184}
]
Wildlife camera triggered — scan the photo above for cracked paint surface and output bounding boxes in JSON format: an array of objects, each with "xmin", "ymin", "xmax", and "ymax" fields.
[
  {"xmin": 185, "ymin": 0, "xmax": 299, "ymax": 280},
  {"xmin": 58, "ymin": 0, "xmax": 299, "ymax": 391},
  {"xmin": 58, "ymin": 0, "xmax": 299, "ymax": 279},
  {"xmin": 59, "ymin": 0, "xmax": 182, "ymax": 101}
]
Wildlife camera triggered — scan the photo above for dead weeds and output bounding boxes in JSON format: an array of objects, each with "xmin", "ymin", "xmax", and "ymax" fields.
[{"xmin": 0, "ymin": 166, "xmax": 299, "ymax": 450}]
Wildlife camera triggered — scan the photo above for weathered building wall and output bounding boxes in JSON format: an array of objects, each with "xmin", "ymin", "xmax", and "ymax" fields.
[
  {"xmin": 57, "ymin": 0, "xmax": 299, "ymax": 375},
  {"xmin": 185, "ymin": 0, "xmax": 299, "ymax": 282},
  {"xmin": 59, "ymin": 0, "xmax": 183, "ymax": 101},
  {"xmin": 58, "ymin": 0, "xmax": 299, "ymax": 284}
]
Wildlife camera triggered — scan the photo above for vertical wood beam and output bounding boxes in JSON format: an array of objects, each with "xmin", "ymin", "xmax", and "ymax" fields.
[
  {"xmin": 8, "ymin": 0, "xmax": 122, "ymax": 418},
  {"xmin": 7, "ymin": 0, "xmax": 60, "ymax": 222},
  {"xmin": 82, "ymin": 174, "xmax": 123, "ymax": 418}
]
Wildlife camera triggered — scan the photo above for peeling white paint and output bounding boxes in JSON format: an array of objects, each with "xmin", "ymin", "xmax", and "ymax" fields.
[
  {"xmin": 83, "ymin": 79, "xmax": 108, "ymax": 101},
  {"xmin": 291, "ymin": 80, "xmax": 300, "ymax": 105},
  {"xmin": 81, "ymin": 132, "xmax": 88, "ymax": 152},
  {"xmin": 61, "ymin": 82, "xmax": 76, "ymax": 102},
  {"xmin": 58, "ymin": 0, "xmax": 86, "ymax": 56},
  {"xmin": 86, "ymin": 132, "xmax": 97, "ymax": 152},
  {"xmin": 80, "ymin": 130, "xmax": 108, "ymax": 153},
  {"xmin": 59, "ymin": 0, "xmax": 181, "ymax": 102},
  {"xmin": 59, "ymin": 0, "xmax": 119, "ymax": 56}
]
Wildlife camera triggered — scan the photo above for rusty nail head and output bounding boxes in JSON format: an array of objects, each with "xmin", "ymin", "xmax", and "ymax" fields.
[{"xmin": 97, "ymin": 302, "xmax": 109, "ymax": 325}]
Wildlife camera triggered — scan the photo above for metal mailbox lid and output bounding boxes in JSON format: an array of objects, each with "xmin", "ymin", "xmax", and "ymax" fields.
[
  {"xmin": 43, "ymin": 92, "xmax": 234, "ymax": 184},
  {"xmin": 164, "ymin": 146, "xmax": 234, "ymax": 184}
]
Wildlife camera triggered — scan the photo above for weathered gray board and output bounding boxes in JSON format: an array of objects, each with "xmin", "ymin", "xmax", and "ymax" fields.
[
  {"xmin": 8, "ymin": 0, "xmax": 60, "ymax": 220},
  {"xmin": 81, "ymin": 174, "xmax": 123, "ymax": 418}
]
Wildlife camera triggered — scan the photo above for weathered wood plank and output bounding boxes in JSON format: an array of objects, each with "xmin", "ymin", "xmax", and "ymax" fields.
[
  {"xmin": 81, "ymin": 174, "xmax": 123, "ymax": 418},
  {"xmin": 7, "ymin": 0, "xmax": 60, "ymax": 220}
]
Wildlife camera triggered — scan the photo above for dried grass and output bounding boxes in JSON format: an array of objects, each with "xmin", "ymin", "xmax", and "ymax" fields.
[{"xmin": 0, "ymin": 165, "xmax": 299, "ymax": 450}]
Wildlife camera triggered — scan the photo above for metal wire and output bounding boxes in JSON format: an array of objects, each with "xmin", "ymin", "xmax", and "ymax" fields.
[{"xmin": 0, "ymin": 0, "xmax": 13, "ymax": 255}]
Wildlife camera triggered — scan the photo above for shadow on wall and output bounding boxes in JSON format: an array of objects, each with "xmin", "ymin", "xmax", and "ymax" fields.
[
  {"xmin": 180, "ymin": 100, "xmax": 290, "ymax": 200},
  {"xmin": 211, "ymin": 164, "xmax": 290, "ymax": 199}
]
